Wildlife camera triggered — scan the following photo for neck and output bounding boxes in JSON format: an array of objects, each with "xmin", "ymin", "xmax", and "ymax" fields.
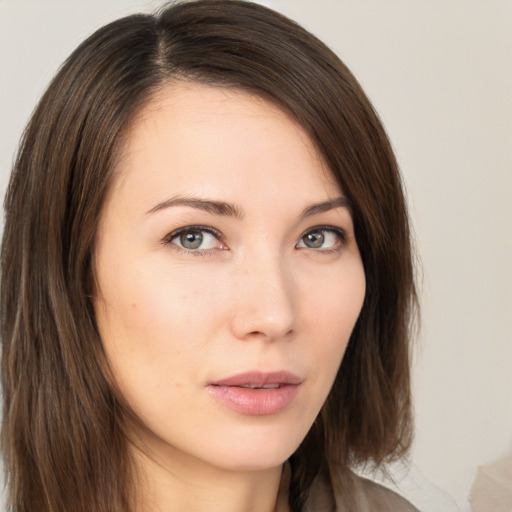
[{"xmin": 131, "ymin": 442, "xmax": 290, "ymax": 512}]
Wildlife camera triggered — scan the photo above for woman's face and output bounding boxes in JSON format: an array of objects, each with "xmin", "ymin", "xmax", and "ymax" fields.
[{"xmin": 94, "ymin": 82, "xmax": 365, "ymax": 472}]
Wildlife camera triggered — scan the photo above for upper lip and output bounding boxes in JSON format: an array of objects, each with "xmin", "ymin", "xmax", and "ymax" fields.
[{"xmin": 210, "ymin": 371, "xmax": 303, "ymax": 388}]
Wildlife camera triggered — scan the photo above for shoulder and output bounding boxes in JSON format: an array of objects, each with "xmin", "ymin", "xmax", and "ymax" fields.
[
  {"xmin": 304, "ymin": 465, "xmax": 419, "ymax": 512},
  {"xmin": 350, "ymin": 473, "xmax": 419, "ymax": 512}
]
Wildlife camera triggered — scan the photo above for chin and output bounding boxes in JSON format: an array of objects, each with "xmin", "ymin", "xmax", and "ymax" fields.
[{"xmin": 201, "ymin": 422, "xmax": 308, "ymax": 472}]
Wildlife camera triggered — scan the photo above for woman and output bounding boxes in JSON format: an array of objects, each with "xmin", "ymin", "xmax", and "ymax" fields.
[{"xmin": 1, "ymin": 1, "xmax": 418, "ymax": 511}]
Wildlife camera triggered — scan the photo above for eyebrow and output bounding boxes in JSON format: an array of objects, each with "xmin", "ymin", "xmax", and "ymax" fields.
[
  {"xmin": 146, "ymin": 197, "xmax": 244, "ymax": 218},
  {"xmin": 299, "ymin": 196, "xmax": 350, "ymax": 219},
  {"xmin": 146, "ymin": 195, "xmax": 350, "ymax": 219}
]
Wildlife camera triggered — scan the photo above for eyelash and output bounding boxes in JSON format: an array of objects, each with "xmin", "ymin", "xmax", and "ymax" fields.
[
  {"xmin": 162, "ymin": 225, "xmax": 225, "ymax": 257},
  {"xmin": 162, "ymin": 225, "xmax": 347, "ymax": 256},
  {"xmin": 297, "ymin": 225, "xmax": 347, "ymax": 253}
]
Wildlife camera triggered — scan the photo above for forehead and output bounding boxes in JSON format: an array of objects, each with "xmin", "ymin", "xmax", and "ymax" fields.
[{"xmin": 110, "ymin": 81, "xmax": 341, "ymax": 207}]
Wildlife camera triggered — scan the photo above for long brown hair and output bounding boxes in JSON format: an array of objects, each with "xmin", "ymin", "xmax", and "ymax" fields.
[{"xmin": 1, "ymin": 1, "xmax": 417, "ymax": 510}]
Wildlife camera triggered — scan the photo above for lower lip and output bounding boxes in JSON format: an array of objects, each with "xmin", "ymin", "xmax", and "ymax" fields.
[{"xmin": 207, "ymin": 384, "xmax": 300, "ymax": 415}]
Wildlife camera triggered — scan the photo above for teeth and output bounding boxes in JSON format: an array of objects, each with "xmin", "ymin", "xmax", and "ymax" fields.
[{"xmin": 239, "ymin": 384, "xmax": 281, "ymax": 389}]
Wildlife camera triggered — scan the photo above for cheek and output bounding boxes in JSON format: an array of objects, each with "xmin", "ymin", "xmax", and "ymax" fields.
[
  {"xmin": 303, "ymin": 260, "xmax": 366, "ymax": 379},
  {"xmin": 94, "ymin": 256, "xmax": 234, "ymax": 393},
  {"xmin": 306, "ymin": 259, "xmax": 366, "ymax": 336},
  {"xmin": 93, "ymin": 266, "xmax": 214, "ymax": 427}
]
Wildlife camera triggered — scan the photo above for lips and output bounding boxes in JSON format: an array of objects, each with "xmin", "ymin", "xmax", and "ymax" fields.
[{"xmin": 207, "ymin": 371, "xmax": 302, "ymax": 416}]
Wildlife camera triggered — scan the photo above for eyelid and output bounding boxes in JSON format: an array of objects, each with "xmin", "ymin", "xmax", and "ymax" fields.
[
  {"xmin": 161, "ymin": 224, "xmax": 347, "ymax": 255},
  {"xmin": 162, "ymin": 225, "xmax": 226, "ymax": 254},
  {"xmin": 296, "ymin": 225, "xmax": 347, "ymax": 249},
  {"xmin": 163, "ymin": 225, "xmax": 223, "ymax": 243}
]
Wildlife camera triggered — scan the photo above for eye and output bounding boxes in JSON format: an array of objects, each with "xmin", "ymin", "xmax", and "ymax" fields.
[
  {"xmin": 296, "ymin": 227, "xmax": 345, "ymax": 251},
  {"xmin": 164, "ymin": 226, "xmax": 225, "ymax": 253}
]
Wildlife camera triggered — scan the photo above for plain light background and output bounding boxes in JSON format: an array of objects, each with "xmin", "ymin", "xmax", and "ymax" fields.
[{"xmin": 0, "ymin": 0, "xmax": 511, "ymax": 510}]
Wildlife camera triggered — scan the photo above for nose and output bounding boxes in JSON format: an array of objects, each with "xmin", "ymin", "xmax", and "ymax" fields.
[{"xmin": 229, "ymin": 252, "xmax": 296, "ymax": 342}]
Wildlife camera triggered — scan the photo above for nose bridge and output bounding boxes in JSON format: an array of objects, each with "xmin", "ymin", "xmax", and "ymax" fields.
[{"xmin": 230, "ymin": 246, "xmax": 296, "ymax": 341}]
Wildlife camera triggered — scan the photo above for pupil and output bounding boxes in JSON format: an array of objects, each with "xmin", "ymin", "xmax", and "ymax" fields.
[
  {"xmin": 305, "ymin": 231, "xmax": 324, "ymax": 248},
  {"xmin": 180, "ymin": 231, "xmax": 203, "ymax": 249}
]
